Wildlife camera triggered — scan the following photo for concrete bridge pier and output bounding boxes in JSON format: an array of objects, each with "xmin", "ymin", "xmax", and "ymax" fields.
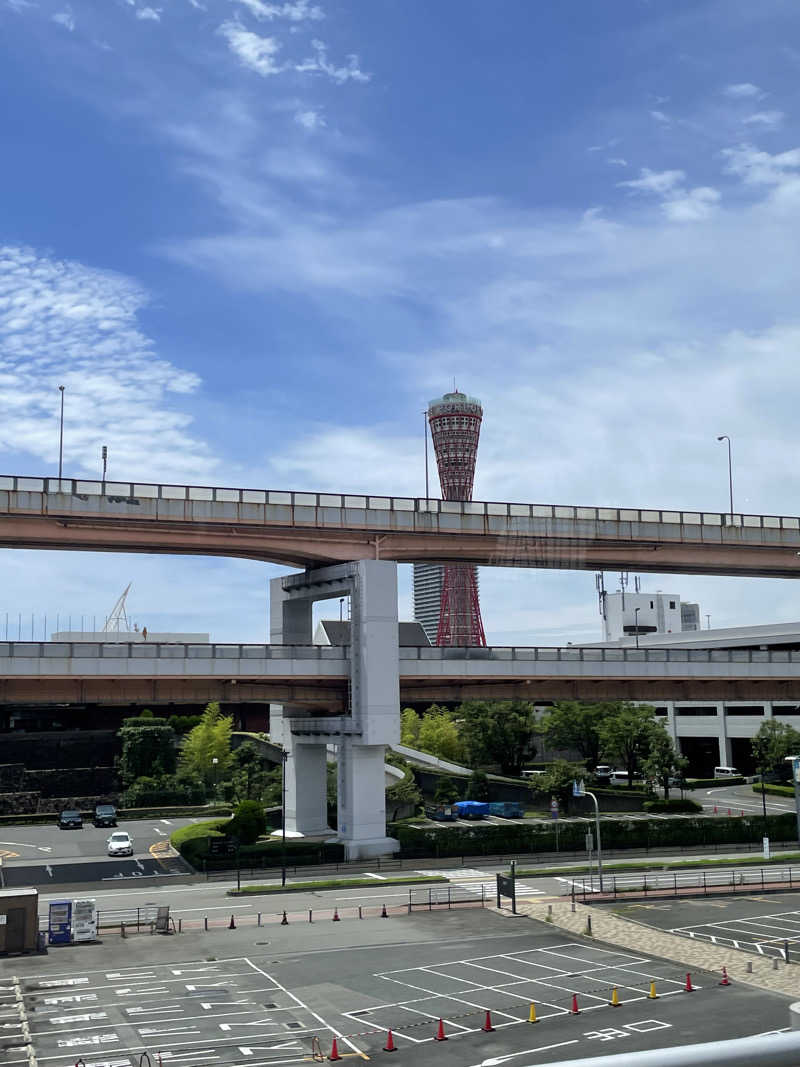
[{"xmin": 270, "ymin": 560, "xmax": 400, "ymax": 860}]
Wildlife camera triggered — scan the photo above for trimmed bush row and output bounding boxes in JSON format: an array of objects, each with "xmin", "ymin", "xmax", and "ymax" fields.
[
  {"xmin": 643, "ymin": 798, "xmax": 702, "ymax": 813},
  {"xmin": 171, "ymin": 820, "xmax": 347, "ymax": 870},
  {"xmin": 687, "ymin": 777, "xmax": 746, "ymax": 788},
  {"xmin": 752, "ymin": 783, "xmax": 796, "ymax": 797},
  {"xmin": 389, "ymin": 812, "xmax": 797, "ymax": 858},
  {"xmin": 0, "ymin": 804, "xmax": 232, "ymax": 827}
]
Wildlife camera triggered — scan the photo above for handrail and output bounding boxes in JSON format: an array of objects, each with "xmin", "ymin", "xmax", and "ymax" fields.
[
  {"xmin": 2, "ymin": 641, "xmax": 800, "ymax": 663},
  {"xmin": 2, "ymin": 474, "xmax": 799, "ymax": 531}
]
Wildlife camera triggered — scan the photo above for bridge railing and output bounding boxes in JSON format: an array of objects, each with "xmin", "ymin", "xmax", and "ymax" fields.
[
  {"xmin": 2, "ymin": 641, "xmax": 800, "ymax": 664},
  {"xmin": 2, "ymin": 475, "xmax": 799, "ymax": 531}
]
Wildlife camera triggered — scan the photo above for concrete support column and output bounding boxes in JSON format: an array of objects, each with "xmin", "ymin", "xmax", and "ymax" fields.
[
  {"xmin": 337, "ymin": 739, "xmax": 395, "ymax": 859},
  {"xmin": 285, "ymin": 740, "xmax": 330, "ymax": 836}
]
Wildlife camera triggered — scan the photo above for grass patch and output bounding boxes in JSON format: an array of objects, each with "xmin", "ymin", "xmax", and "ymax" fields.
[
  {"xmin": 514, "ymin": 850, "xmax": 800, "ymax": 879},
  {"xmin": 752, "ymin": 783, "xmax": 795, "ymax": 797},
  {"xmin": 227, "ymin": 875, "xmax": 449, "ymax": 896}
]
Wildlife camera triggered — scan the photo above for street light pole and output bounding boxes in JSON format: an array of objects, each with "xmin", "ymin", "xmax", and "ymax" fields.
[
  {"xmin": 57, "ymin": 385, "xmax": 65, "ymax": 483},
  {"xmin": 574, "ymin": 780, "xmax": 603, "ymax": 892},
  {"xmin": 423, "ymin": 410, "xmax": 430, "ymax": 500},
  {"xmin": 717, "ymin": 435, "xmax": 734, "ymax": 523},
  {"xmin": 634, "ymin": 606, "xmax": 640, "ymax": 650}
]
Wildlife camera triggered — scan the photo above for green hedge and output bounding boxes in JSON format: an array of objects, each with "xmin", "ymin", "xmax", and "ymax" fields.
[
  {"xmin": 389, "ymin": 812, "xmax": 797, "ymax": 858},
  {"xmin": 171, "ymin": 821, "xmax": 347, "ymax": 870},
  {"xmin": 227, "ymin": 875, "xmax": 447, "ymax": 896},
  {"xmin": 643, "ymin": 798, "xmax": 703, "ymax": 813},
  {"xmin": 752, "ymin": 783, "xmax": 795, "ymax": 797},
  {"xmin": 0, "ymin": 804, "xmax": 232, "ymax": 828}
]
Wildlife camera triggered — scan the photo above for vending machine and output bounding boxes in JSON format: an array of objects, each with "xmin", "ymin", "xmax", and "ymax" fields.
[
  {"xmin": 72, "ymin": 898, "xmax": 98, "ymax": 942},
  {"xmin": 48, "ymin": 900, "xmax": 72, "ymax": 945}
]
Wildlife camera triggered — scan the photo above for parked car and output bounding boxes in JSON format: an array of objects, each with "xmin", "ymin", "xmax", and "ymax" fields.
[
  {"xmin": 107, "ymin": 831, "xmax": 134, "ymax": 857},
  {"xmin": 93, "ymin": 804, "xmax": 117, "ymax": 827},
  {"xmin": 714, "ymin": 766, "xmax": 741, "ymax": 779},
  {"xmin": 58, "ymin": 809, "xmax": 83, "ymax": 829},
  {"xmin": 594, "ymin": 765, "xmax": 612, "ymax": 782}
]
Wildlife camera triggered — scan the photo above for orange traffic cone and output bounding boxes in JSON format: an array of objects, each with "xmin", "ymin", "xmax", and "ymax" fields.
[
  {"xmin": 482, "ymin": 1011, "xmax": 494, "ymax": 1032},
  {"xmin": 228, "ymin": 914, "xmax": 236, "ymax": 929},
  {"xmin": 381, "ymin": 903, "xmax": 388, "ymax": 918},
  {"xmin": 332, "ymin": 908, "xmax": 340, "ymax": 922},
  {"xmin": 329, "ymin": 1038, "xmax": 342, "ymax": 1061},
  {"xmin": 383, "ymin": 1030, "xmax": 396, "ymax": 1052},
  {"xmin": 571, "ymin": 994, "xmax": 579, "ymax": 1014},
  {"xmin": 685, "ymin": 973, "xmax": 695, "ymax": 992},
  {"xmin": 434, "ymin": 1018, "xmax": 447, "ymax": 1041},
  {"xmin": 720, "ymin": 967, "xmax": 730, "ymax": 986},
  {"xmin": 281, "ymin": 911, "xmax": 288, "ymax": 926}
]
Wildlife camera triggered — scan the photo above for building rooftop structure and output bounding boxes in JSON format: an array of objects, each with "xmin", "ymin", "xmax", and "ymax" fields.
[
  {"xmin": 314, "ymin": 620, "xmax": 430, "ymax": 647},
  {"xmin": 580, "ymin": 619, "xmax": 800, "ymax": 652}
]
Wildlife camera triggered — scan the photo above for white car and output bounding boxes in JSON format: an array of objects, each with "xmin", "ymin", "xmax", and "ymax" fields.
[{"xmin": 107, "ymin": 831, "xmax": 134, "ymax": 857}]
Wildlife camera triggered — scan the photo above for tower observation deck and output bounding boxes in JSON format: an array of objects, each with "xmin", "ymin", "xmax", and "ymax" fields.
[{"xmin": 427, "ymin": 390, "xmax": 487, "ymax": 646}]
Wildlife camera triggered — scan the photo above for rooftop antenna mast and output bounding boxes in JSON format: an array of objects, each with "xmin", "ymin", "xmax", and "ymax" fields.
[
  {"xmin": 595, "ymin": 572, "xmax": 607, "ymax": 618},
  {"xmin": 619, "ymin": 571, "xmax": 629, "ymax": 611},
  {"xmin": 102, "ymin": 583, "xmax": 132, "ymax": 634}
]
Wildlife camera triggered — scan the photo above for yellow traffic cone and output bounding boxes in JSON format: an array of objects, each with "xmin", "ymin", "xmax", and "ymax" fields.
[
  {"xmin": 648, "ymin": 981, "xmax": 658, "ymax": 1000},
  {"xmin": 609, "ymin": 986, "xmax": 620, "ymax": 1007},
  {"xmin": 528, "ymin": 1002, "xmax": 537, "ymax": 1024}
]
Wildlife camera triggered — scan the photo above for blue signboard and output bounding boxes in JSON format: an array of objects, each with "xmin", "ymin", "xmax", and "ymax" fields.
[{"xmin": 48, "ymin": 900, "xmax": 72, "ymax": 945}]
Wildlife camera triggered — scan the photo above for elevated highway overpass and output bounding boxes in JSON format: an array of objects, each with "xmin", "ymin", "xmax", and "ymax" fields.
[
  {"xmin": 4, "ymin": 475, "xmax": 800, "ymax": 576},
  {"xmin": 3, "ymin": 640, "xmax": 800, "ymax": 707}
]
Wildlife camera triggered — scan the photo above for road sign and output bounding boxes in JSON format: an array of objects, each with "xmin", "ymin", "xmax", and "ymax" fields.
[
  {"xmin": 585, "ymin": 831, "xmax": 594, "ymax": 852},
  {"xmin": 550, "ymin": 798, "xmax": 559, "ymax": 820}
]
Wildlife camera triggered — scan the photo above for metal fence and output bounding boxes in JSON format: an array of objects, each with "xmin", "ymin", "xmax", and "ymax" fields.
[{"xmin": 568, "ymin": 863, "xmax": 800, "ymax": 901}]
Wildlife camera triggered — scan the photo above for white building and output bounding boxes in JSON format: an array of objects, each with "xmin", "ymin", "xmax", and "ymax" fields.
[
  {"xmin": 600, "ymin": 588, "xmax": 701, "ymax": 642},
  {"xmin": 412, "ymin": 563, "xmax": 443, "ymax": 644}
]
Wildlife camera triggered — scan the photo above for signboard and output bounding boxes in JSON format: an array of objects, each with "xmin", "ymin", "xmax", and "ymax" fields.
[
  {"xmin": 48, "ymin": 900, "xmax": 72, "ymax": 946},
  {"xmin": 763, "ymin": 837, "xmax": 771, "ymax": 860},
  {"xmin": 496, "ymin": 873, "xmax": 516, "ymax": 914},
  {"xmin": 155, "ymin": 906, "xmax": 171, "ymax": 934},
  {"xmin": 550, "ymin": 798, "xmax": 559, "ymax": 821},
  {"xmin": 793, "ymin": 757, "xmax": 800, "ymax": 785},
  {"xmin": 72, "ymin": 899, "xmax": 97, "ymax": 943},
  {"xmin": 585, "ymin": 831, "xmax": 594, "ymax": 853}
]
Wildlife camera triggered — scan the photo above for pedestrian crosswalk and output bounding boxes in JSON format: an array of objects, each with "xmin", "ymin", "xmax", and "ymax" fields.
[{"xmin": 415, "ymin": 869, "xmax": 544, "ymax": 897}]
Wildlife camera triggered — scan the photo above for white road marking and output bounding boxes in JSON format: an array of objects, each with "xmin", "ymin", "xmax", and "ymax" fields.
[
  {"xmin": 465, "ymin": 1039, "xmax": 580, "ymax": 1066},
  {"xmin": 48, "ymin": 1013, "xmax": 107, "ymax": 1025},
  {"xmin": 364, "ymin": 872, "xmax": 387, "ymax": 880},
  {"xmin": 239, "ymin": 1045, "xmax": 301, "ymax": 1054}
]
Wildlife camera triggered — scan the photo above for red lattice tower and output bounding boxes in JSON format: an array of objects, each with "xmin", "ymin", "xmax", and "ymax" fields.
[{"xmin": 428, "ymin": 391, "xmax": 487, "ymax": 647}]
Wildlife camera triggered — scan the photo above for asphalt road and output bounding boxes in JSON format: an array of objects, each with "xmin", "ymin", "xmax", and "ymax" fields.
[
  {"xmin": 4, "ymin": 907, "xmax": 793, "ymax": 1067},
  {"xmin": 696, "ymin": 781, "xmax": 797, "ymax": 816},
  {"xmin": 0, "ymin": 816, "xmax": 200, "ymax": 862}
]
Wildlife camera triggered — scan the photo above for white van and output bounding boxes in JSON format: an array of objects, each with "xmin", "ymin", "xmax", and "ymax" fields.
[{"xmin": 713, "ymin": 766, "xmax": 740, "ymax": 779}]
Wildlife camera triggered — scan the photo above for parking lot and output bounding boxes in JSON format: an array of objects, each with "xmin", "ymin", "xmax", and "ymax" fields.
[
  {"xmin": 3, "ymin": 908, "xmax": 793, "ymax": 1067},
  {"xmin": 606, "ymin": 892, "xmax": 800, "ymax": 961}
]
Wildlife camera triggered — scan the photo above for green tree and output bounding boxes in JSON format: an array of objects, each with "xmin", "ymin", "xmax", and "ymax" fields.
[
  {"xmin": 179, "ymin": 702, "xmax": 233, "ymax": 788},
  {"xmin": 458, "ymin": 700, "xmax": 537, "ymax": 776},
  {"xmin": 416, "ymin": 705, "xmax": 464, "ymax": 762},
  {"xmin": 534, "ymin": 759, "xmax": 586, "ymax": 807},
  {"xmin": 466, "ymin": 769, "xmax": 490, "ymax": 800},
  {"xmin": 118, "ymin": 714, "xmax": 177, "ymax": 788},
  {"xmin": 225, "ymin": 799, "xmax": 267, "ymax": 845},
  {"xmin": 598, "ymin": 703, "xmax": 658, "ymax": 787},
  {"xmin": 400, "ymin": 708, "xmax": 421, "ymax": 747},
  {"xmin": 752, "ymin": 719, "xmax": 800, "ymax": 780},
  {"xmin": 386, "ymin": 765, "xmax": 423, "ymax": 822},
  {"xmin": 540, "ymin": 701, "xmax": 617, "ymax": 770},
  {"xmin": 228, "ymin": 742, "xmax": 271, "ymax": 803},
  {"xmin": 433, "ymin": 775, "xmax": 461, "ymax": 804},
  {"xmin": 642, "ymin": 725, "xmax": 681, "ymax": 800}
]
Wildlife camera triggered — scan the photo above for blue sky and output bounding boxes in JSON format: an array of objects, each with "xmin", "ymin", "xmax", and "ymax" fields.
[{"xmin": 3, "ymin": 0, "xmax": 800, "ymax": 643}]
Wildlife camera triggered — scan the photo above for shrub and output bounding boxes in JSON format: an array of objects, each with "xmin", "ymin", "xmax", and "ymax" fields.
[
  {"xmin": 643, "ymin": 798, "xmax": 702, "ymax": 813},
  {"xmin": 752, "ymin": 783, "xmax": 795, "ymax": 797},
  {"xmin": 225, "ymin": 799, "xmax": 267, "ymax": 845}
]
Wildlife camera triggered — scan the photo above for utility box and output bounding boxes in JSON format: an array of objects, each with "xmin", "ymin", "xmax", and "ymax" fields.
[{"xmin": 0, "ymin": 888, "xmax": 39, "ymax": 955}]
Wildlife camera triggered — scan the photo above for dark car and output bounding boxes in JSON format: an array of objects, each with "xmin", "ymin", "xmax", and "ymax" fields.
[
  {"xmin": 58, "ymin": 809, "xmax": 83, "ymax": 829},
  {"xmin": 93, "ymin": 804, "xmax": 117, "ymax": 827}
]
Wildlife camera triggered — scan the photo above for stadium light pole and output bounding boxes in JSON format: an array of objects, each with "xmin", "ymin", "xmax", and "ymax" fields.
[
  {"xmin": 57, "ymin": 385, "xmax": 65, "ymax": 483},
  {"xmin": 717, "ymin": 434, "xmax": 734, "ymax": 524}
]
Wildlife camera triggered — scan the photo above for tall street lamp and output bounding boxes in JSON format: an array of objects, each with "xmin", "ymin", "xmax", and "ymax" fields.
[
  {"xmin": 717, "ymin": 434, "xmax": 734, "ymax": 524},
  {"xmin": 57, "ymin": 385, "xmax": 65, "ymax": 483},
  {"xmin": 211, "ymin": 756, "xmax": 219, "ymax": 798},
  {"xmin": 573, "ymin": 778, "xmax": 603, "ymax": 892},
  {"xmin": 280, "ymin": 748, "xmax": 289, "ymax": 888}
]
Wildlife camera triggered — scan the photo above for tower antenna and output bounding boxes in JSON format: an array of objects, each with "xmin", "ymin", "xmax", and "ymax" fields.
[{"xmin": 103, "ymin": 584, "xmax": 132, "ymax": 634}]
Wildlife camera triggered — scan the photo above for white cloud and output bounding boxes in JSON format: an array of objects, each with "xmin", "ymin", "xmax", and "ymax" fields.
[
  {"xmin": 219, "ymin": 21, "xmax": 283, "ymax": 75},
  {"xmin": 0, "ymin": 246, "xmax": 216, "ymax": 482},
  {"xmin": 723, "ymin": 82, "xmax": 764, "ymax": 99},
  {"xmin": 294, "ymin": 108, "xmax": 324, "ymax": 130},
  {"xmin": 722, "ymin": 143, "xmax": 800, "ymax": 184},
  {"xmin": 742, "ymin": 109, "xmax": 784, "ymax": 129},
  {"xmin": 618, "ymin": 168, "xmax": 685, "ymax": 195},
  {"xmin": 606, "ymin": 157, "xmax": 628, "ymax": 167},
  {"xmin": 233, "ymin": 0, "xmax": 324, "ymax": 21},
  {"xmin": 52, "ymin": 7, "xmax": 74, "ymax": 30},
  {"xmin": 219, "ymin": 23, "xmax": 369, "ymax": 83},
  {"xmin": 661, "ymin": 185, "xmax": 720, "ymax": 221},
  {"xmin": 295, "ymin": 39, "xmax": 370, "ymax": 83},
  {"xmin": 136, "ymin": 6, "xmax": 161, "ymax": 19},
  {"xmin": 649, "ymin": 109, "xmax": 670, "ymax": 124}
]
